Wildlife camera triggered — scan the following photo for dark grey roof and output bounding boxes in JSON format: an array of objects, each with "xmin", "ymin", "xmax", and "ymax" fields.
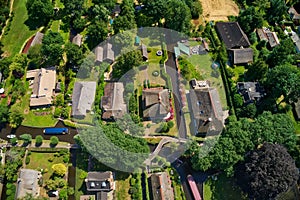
[
  {"xmin": 142, "ymin": 88, "xmax": 170, "ymax": 119},
  {"xmin": 72, "ymin": 81, "xmax": 97, "ymax": 117},
  {"xmin": 95, "ymin": 43, "xmax": 115, "ymax": 64},
  {"xmin": 189, "ymin": 87, "xmax": 224, "ymax": 135},
  {"xmin": 231, "ymin": 48, "xmax": 253, "ymax": 64},
  {"xmin": 85, "ymin": 172, "xmax": 113, "ymax": 192},
  {"xmin": 237, "ymin": 82, "xmax": 265, "ymax": 104},
  {"xmin": 215, "ymin": 22, "xmax": 251, "ymax": 49},
  {"xmin": 294, "ymin": 99, "xmax": 300, "ymax": 120},
  {"xmin": 16, "ymin": 169, "xmax": 41, "ymax": 199},
  {"xmin": 101, "ymin": 82, "xmax": 127, "ymax": 119}
]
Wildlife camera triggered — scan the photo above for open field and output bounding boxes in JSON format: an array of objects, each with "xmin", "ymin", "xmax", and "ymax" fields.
[
  {"xmin": 199, "ymin": 0, "xmax": 239, "ymax": 21},
  {"xmin": 1, "ymin": 0, "xmax": 37, "ymax": 57}
]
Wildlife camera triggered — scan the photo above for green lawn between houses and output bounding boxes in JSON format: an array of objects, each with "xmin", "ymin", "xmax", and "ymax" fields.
[
  {"xmin": 204, "ymin": 174, "xmax": 246, "ymax": 200},
  {"xmin": 1, "ymin": 0, "xmax": 37, "ymax": 57}
]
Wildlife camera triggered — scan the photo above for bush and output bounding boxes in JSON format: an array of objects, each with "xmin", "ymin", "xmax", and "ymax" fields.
[
  {"xmin": 6, "ymin": 183, "xmax": 13, "ymax": 189},
  {"xmin": 54, "ymin": 107, "xmax": 62, "ymax": 118},
  {"xmin": 35, "ymin": 135, "xmax": 43, "ymax": 145},
  {"xmin": 20, "ymin": 134, "xmax": 32, "ymax": 143},
  {"xmin": 6, "ymin": 189, "xmax": 12, "ymax": 196},
  {"xmin": 10, "ymin": 137, "xmax": 17, "ymax": 145},
  {"xmin": 63, "ymin": 155, "xmax": 69, "ymax": 163},
  {"xmin": 25, "ymin": 156, "xmax": 30, "ymax": 165},
  {"xmin": 167, "ymin": 121, "xmax": 174, "ymax": 129},
  {"xmin": 50, "ymin": 136, "xmax": 59, "ymax": 147},
  {"xmin": 130, "ymin": 178, "xmax": 136, "ymax": 186},
  {"xmin": 48, "ymin": 157, "xmax": 54, "ymax": 162}
]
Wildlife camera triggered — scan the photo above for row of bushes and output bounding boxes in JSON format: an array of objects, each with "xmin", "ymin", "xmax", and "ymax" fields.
[{"xmin": 129, "ymin": 173, "xmax": 143, "ymax": 200}]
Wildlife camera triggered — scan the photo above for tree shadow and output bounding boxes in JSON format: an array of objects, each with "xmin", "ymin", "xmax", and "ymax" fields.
[{"xmin": 25, "ymin": 18, "xmax": 43, "ymax": 31}]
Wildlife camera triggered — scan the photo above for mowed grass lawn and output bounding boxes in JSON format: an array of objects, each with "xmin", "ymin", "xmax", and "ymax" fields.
[
  {"xmin": 22, "ymin": 110, "xmax": 58, "ymax": 127},
  {"xmin": 26, "ymin": 152, "xmax": 65, "ymax": 180},
  {"xmin": 187, "ymin": 54, "xmax": 228, "ymax": 109},
  {"xmin": 204, "ymin": 174, "xmax": 246, "ymax": 200},
  {"xmin": 1, "ymin": 0, "xmax": 37, "ymax": 56}
]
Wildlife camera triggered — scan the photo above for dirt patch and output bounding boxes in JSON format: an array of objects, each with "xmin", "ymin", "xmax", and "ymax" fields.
[{"xmin": 199, "ymin": 0, "xmax": 239, "ymax": 21}]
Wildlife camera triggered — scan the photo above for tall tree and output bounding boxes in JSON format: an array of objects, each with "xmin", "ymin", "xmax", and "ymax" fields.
[
  {"xmin": 8, "ymin": 104, "xmax": 24, "ymax": 128},
  {"xmin": 164, "ymin": 0, "xmax": 191, "ymax": 34},
  {"xmin": 41, "ymin": 31, "xmax": 64, "ymax": 66},
  {"xmin": 245, "ymin": 59, "xmax": 268, "ymax": 81},
  {"xmin": 26, "ymin": 0, "xmax": 54, "ymax": 27},
  {"xmin": 113, "ymin": 0, "xmax": 136, "ymax": 34},
  {"xmin": 267, "ymin": 38, "xmax": 295, "ymax": 67},
  {"xmin": 265, "ymin": 64, "xmax": 300, "ymax": 103},
  {"xmin": 237, "ymin": 6, "xmax": 264, "ymax": 34},
  {"xmin": 9, "ymin": 54, "xmax": 28, "ymax": 78},
  {"xmin": 267, "ymin": 0, "xmax": 288, "ymax": 25},
  {"xmin": 0, "ymin": 104, "xmax": 9, "ymax": 124},
  {"xmin": 235, "ymin": 143, "xmax": 299, "ymax": 200},
  {"xmin": 86, "ymin": 20, "xmax": 108, "ymax": 49}
]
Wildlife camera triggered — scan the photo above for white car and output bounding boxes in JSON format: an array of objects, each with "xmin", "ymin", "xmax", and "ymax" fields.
[{"xmin": 7, "ymin": 134, "xmax": 16, "ymax": 139}]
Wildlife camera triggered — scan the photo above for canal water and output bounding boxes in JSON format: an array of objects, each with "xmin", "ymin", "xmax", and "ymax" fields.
[{"xmin": 0, "ymin": 121, "xmax": 78, "ymax": 143}]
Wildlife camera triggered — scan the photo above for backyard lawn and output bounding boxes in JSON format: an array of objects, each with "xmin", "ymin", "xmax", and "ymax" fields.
[
  {"xmin": 115, "ymin": 173, "xmax": 132, "ymax": 200},
  {"xmin": 22, "ymin": 109, "xmax": 58, "ymax": 127},
  {"xmin": 187, "ymin": 54, "xmax": 228, "ymax": 109},
  {"xmin": 1, "ymin": 0, "xmax": 37, "ymax": 56},
  {"xmin": 204, "ymin": 174, "xmax": 246, "ymax": 200}
]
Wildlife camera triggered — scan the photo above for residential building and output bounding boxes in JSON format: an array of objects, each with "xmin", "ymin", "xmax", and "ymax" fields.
[
  {"xmin": 142, "ymin": 87, "xmax": 170, "ymax": 120},
  {"xmin": 22, "ymin": 32, "xmax": 44, "ymax": 54},
  {"xmin": 215, "ymin": 22, "xmax": 253, "ymax": 65},
  {"xmin": 237, "ymin": 82, "xmax": 265, "ymax": 104},
  {"xmin": 72, "ymin": 81, "xmax": 97, "ymax": 118},
  {"xmin": 256, "ymin": 28, "xmax": 280, "ymax": 48},
  {"xmin": 26, "ymin": 67, "xmax": 56, "ymax": 107},
  {"xmin": 141, "ymin": 44, "xmax": 148, "ymax": 61},
  {"xmin": 95, "ymin": 43, "xmax": 115, "ymax": 64},
  {"xmin": 85, "ymin": 171, "xmax": 114, "ymax": 200},
  {"xmin": 288, "ymin": 3, "xmax": 300, "ymax": 25},
  {"xmin": 293, "ymin": 99, "xmax": 300, "ymax": 121},
  {"xmin": 101, "ymin": 82, "xmax": 127, "ymax": 120},
  {"xmin": 72, "ymin": 34, "xmax": 83, "ymax": 46},
  {"xmin": 189, "ymin": 80, "xmax": 224, "ymax": 136},
  {"xmin": 177, "ymin": 42, "xmax": 190, "ymax": 56},
  {"xmin": 15, "ymin": 169, "xmax": 41, "ymax": 199},
  {"xmin": 149, "ymin": 172, "xmax": 174, "ymax": 200}
]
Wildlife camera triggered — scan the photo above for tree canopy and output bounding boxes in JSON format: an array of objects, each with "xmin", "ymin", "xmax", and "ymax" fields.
[
  {"xmin": 26, "ymin": 0, "xmax": 54, "ymax": 27},
  {"xmin": 41, "ymin": 31, "xmax": 64, "ymax": 66},
  {"xmin": 189, "ymin": 112, "xmax": 298, "ymax": 176},
  {"xmin": 235, "ymin": 143, "xmax": 299, "ymax": 200},
  {"xmin": 52, "ymin": 163, "xmax": 67, "ymax": 177},
  {"xmin": 265, "ymin": 64, "xmax": 300, "ymax": 103}
]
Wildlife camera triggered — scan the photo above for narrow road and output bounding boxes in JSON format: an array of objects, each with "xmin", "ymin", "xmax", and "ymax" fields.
[{"xmin": 165, "ymin": 38, "xmax": 188, "ymax": 139}]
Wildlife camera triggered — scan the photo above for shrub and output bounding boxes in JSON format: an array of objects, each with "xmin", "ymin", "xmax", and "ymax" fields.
[
  {"xmin": 167, "ymin": 121, "xmax": 174, "ymax": 129},
  {"xmin": 48, "ymin": 157, "xmax": 54, "ymax": 162},
  {"xmin": 20, "ymin": 134, "xmax": 32, "ymax": 143},
  {"xmin": 35, "ymin": 135, "xmax": 43, "ymax": 145},
  {"xmin": 63, "ymin": 155, "xmax": 69, "ymax": 163},
  {"xmin": 10, "ymin": 137, "xmax": 17, "ymax": 145},
  {"xmin": 25, "ymin": 157, "xmax": 30, "ymax": 165},
  {"xmin": 50, "ymin": 136, "xmax": 59, "ymax": 147},
  {"xmin": 6, "ymin": 189, "xmax": 12, "ymax": 196},
  {"xmin": 6, "ymin": 183, "xmax": 13, "ymax": 189},
  {"xmin": 130, "ymin": 178, "xmax": 136, "ymax": 186},
  {"xmin": 52, "ymin": 163, "xmax": 67, "ymax": 177}
]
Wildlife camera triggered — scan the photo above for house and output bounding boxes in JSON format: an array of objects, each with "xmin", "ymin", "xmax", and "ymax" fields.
[
  {"xmin": 142, "ymin": 87, "xmax": 170, "ymax": 120},
  {"xmin": 72, "ymin": 34, "xmax": 83, "ymax": 46},
  {"xmin": 85, "ymin": 171, "xmax": 114, "ymax": 200},
  {"xmin": 72, "ymin": 81, "xmax": 97, "ymax": 118},
  {"xmin": 22, "ymin": 32, "xmax": 44, "ymax": 54},
  {"xmin": 101, "ymin": 82, "xmax": 127, "ymax": 120},
  {"xmin": 189, "ymin": 80, "xmax": 224, "ymax": 136},
  {"xmin": 26, "ymin": 67, "xmax": 56, "ymax": 107},
  {"xmin": 293, "ymin": 99, "xmax": 300, "ymax": 121},
  {"xmin": 95, "ymin": 42, "xmax": 115, "ymax": 64},
  {"xmin": 141, "ymin": 44, "xmax": 148, "ymax": 61},
  {"xmin": 237, "ymin": 82, "xmax": 265, "ymax": 104},
  {"xmin": 15, "ymin": 169, "xmax": 41, "ymax": 199},
  {"xmin": 215, "ymin": 22, "xmax": 253, "ymax": 65},
  {"xmin": 256, "ymin": 28, "xmax": 280, "ymax": 48},
  {"xmin": 149, "ymin": 172, "xmax": 174, "ymax": 200},
  {"xmin": 112, "ymin": 5, "xmax": 121, "ymax": 17},
  {"xmin": 288, "ymin": 4, "xmax": 300, "ymax": 25},
  {"xmin": 177, "ymin": 42, "xmax": 190, "ymax": 56}
]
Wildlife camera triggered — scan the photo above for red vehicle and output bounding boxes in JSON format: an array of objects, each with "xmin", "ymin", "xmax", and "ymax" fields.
[{"xmin": 187, "ymin": 175, "xmax": 202, "ymax": 200}]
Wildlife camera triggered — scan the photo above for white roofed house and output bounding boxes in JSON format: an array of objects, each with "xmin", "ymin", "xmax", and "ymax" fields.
[
  {"xmin": 26, "ymin": 67, "xmax": 56, "ymax": 108},
  {"xmin": 15, "ymin": 169, "xmax": 42, "ymax": 199},
  {"xmin": 72, "ymin": 81, "xmax": 97, "ymax": 119}
]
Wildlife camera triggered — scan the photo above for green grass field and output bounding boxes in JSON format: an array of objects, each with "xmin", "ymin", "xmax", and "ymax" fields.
[
  {"xmin": 187, "ymin": 54, "xmax": 228, "ymax": 109},
  {"xmin": 1, "ymin": 0, "xmax": 37, "ymax": 56},
  {"xmin": 22, "ymin": 110, "xmax": 58, "ymax": 127},
  {"xmin": 204, "ymin": 174, "xmax": 246, "ymax": 200}
]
